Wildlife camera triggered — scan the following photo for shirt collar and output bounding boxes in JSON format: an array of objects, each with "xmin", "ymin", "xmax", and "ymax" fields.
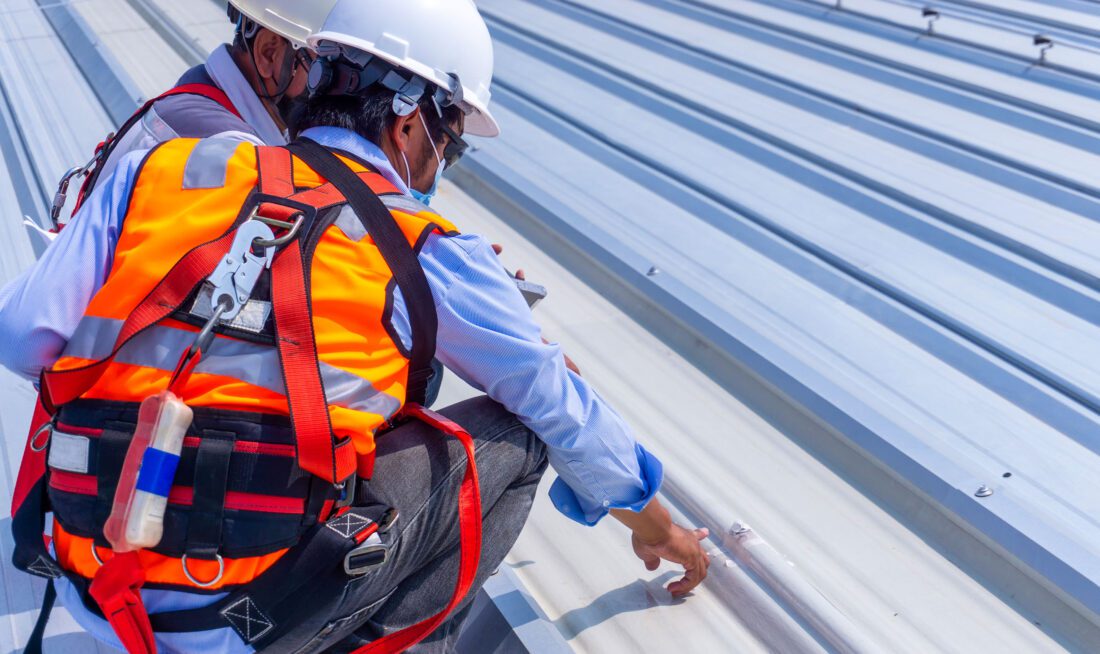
[
  {"xmin": 298, "ymin": 126, "xmax": 412, "ymax": 195},
  {"xmin": 205, "ymin": 45, "xmax": 287, "ymax": 146}
]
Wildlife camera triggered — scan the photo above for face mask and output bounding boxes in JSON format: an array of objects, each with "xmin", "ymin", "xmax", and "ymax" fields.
[{"xmin": 403, "ymin": 110, "xmax": 446, "ymax": 206}]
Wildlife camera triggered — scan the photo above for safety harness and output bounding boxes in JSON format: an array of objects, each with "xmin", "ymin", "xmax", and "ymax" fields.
[
  {"xmin": 51, "ymin": 83, "xmax": 242, "ymax": 231},
  {"xmin": 12, "ymin": 140, "xmax": 482, "ymax": 653}
]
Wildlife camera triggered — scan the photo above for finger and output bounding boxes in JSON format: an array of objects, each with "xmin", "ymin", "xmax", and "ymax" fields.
[
  {"xmin": 515, "ymin": 269, "xmax": 526, "ymax": 280},
  {"xmin": 492, "ymin": 244, "xmax": 503, "ymax": 255},
  {"xmin": 669, "ymin": 563, "xmax": 704, "ymax": 597},
  {"xmin": 694, "ymin": 528, "xmax": 709, "ymax": 541},
  {"xmin": 643, "ymin": 556, "xmax": 660, "ymax": 572}
]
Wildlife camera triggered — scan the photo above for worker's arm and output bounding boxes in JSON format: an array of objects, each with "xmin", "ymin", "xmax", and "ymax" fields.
[
  {"xmin": 406, "ymin": 232, "xmax": 709, "ymax": 594},
  {"xmin": 406, "ymin": 233, "xmax": 658, "ymax": 521},
  {"xmin": 612, "ymin": 498, "xmax": 710, "ymax": 597},
  {"xmin": 0, "ymin": 152, "xmax": 145, "ymax": 381}
]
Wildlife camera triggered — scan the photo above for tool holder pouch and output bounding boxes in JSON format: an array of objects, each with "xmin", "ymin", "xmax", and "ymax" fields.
[{"xmin": 46, "ymin": 399, "xmax": 341, "ymax": 589}]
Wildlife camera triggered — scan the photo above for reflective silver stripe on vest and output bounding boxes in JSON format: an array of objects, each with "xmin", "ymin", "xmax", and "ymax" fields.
[
  {"xmin": 61, "ymin": 316, "xmax": 401, "ymax": 418},
  {"xmin": 381, "ymin": 195, "xmax": 435, "ymax": 217},
  {"xmin": 332, "ymin": 196, "xmax": 440, "ymax": 243},
  {"xmin": 333, "ymin": 205, "xmax": 368, "ymax": 242},
  {"xmin": 182, "ymin": 138, "xmax": 241, "ymax": 190}
]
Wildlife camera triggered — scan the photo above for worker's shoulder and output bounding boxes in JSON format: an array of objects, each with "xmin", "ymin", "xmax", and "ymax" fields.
[
  {"xmin": 150, "ymin": 93, "xmax": 255, "ymax": 140},
  {"xmin": 380, "ymin": 195, "xmax": 461, "ymax": 237}
]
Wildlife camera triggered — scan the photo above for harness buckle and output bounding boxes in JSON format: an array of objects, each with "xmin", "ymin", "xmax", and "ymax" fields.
[
  {"xmin": 334, "ymin": 473, "xmax": 358, "ymax": 510},
  {"xmin": 344, "ymin": 535, "xmax": 388, "ymax": 576}
]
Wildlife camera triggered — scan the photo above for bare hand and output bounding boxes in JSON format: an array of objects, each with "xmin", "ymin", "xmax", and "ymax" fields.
[{"xmin": 632, "ymin": 525, "xmax": 710, "ymax": 597}]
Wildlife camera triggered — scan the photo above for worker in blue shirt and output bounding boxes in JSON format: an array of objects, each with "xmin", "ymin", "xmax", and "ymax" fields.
[{"xmin": 0, "ymin": 1, "xmax": 709, "ymax": 651}]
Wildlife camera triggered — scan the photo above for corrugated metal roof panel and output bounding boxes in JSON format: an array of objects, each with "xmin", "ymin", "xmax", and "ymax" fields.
[{"xmin": 1, "ymin": 0, "xmax": 1098, "ymax": 651}]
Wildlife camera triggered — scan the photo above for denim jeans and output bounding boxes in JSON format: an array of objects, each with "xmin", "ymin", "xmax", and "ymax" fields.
[{"xmin": 275, "ymin": 396, "xmax": 548, "ymax": 653}]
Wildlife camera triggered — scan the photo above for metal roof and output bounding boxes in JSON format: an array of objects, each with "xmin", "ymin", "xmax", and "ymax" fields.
[{"xmin": 2, "ymin": 0, "xmax": 1099, "ymax": 652}]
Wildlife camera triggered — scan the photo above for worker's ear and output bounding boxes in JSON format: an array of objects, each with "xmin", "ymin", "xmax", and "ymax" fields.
[
  {"xmin": 251, "ymin": 28, "xmax": 286, "ymax": 81},
  {"xmin": 388, "ymin": 108, "xmax": 420, "ymax": 155}
]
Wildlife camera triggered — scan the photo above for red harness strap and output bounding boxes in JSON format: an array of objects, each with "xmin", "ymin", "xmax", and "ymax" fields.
[
  {"xmin": 40, "ymin": 226, "xmax": 242, "ymax": 410},
  {"xmin": 160, "ymin": 84, "xmax": 241, "ymax": 119},
  {"xmin": 11, "ymin": 395, "xmax": 52, "ymax": 516},
  {"xmin": 33, "ymin": 145, "xmax": 481, "ymax": 653},
  {"xmin": 353, "ymin": 404, "xmax": 483, "ymax": 654},
  {"xmin": 88, "ymin": 552, "xmax": 155, "ymax": 654},
  {"xmin": 253, "ymin": 147, "xmax": 484, "ymax": 650},
  {"xmin": 256, "ymin": 146, "xmax": 358, "ymax": 484},
  {"xmin": 71, "ymin": 84, "xmax": 242, "ymax": 215}
]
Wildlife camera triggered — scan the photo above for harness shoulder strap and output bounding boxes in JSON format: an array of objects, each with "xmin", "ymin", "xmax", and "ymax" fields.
[
  {"xmin": 286, "ymin": 139, "xmax": 439, "ymax": 406},
  {"xmin": 71, "ymin": 83, "xmax": 243, "ymax": 217},
  {"xmin": 159, "ymin": 84, "xmax": 242, "ymax": 120}
]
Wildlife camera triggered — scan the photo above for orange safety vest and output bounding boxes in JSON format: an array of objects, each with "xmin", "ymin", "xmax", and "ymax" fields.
[
  {"xmin": 15, "ymin": 139, "xmax": 484, "ymax": 654},
  {"xmin": 45, "ymin": 138, "xmax": 459, "ymax": 590}
]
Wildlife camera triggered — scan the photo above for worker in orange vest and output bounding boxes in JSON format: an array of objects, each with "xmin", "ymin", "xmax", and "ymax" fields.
[{"xmin": 0, "ymin": 1, "xmax": 709, "ymax": 652}]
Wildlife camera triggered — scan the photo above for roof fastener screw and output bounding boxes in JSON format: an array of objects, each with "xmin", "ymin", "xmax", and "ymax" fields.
[
  {"xmin": 975, "ymin": 485, "xmax": 994, "ymax": 498},
  {"xmin": 647, "ymin": 266, "xmax": 661, "ymax": 277}
]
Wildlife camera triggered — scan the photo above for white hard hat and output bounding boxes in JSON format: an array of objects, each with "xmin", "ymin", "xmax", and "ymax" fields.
[
  {"xmin": 309, "ymin": 0, "xmax": 499, "ymax": 138},
  {"xmin": 228, "ymin": 0, "xmax": 339, "ymax": 49}
]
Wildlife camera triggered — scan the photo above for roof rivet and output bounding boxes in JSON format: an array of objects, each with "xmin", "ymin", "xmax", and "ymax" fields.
[
  {"xmin": 647, "ymin": 266, "xmax": 661, "ymax": 277},
  {"xmin": 975, "ymin": 485, "xmax": 994, "ymax": 498}
]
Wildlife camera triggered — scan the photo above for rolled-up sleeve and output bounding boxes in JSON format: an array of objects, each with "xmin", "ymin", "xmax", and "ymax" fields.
[{"xmin": 406, "ymin": 232, "xmax": 663, "ymax": 525}]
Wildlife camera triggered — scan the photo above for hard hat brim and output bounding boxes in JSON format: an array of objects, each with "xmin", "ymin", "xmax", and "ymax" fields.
[{"xmin": 464, "ymin": 107, "xmax": 500, "ymax": 139}]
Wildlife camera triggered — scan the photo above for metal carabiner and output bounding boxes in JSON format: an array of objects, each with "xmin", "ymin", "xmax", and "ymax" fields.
[
  {"xmin": 50, "ymin": 166, "xmax": 87, "ymax": 230},
  {"xmin": 206, "ymin": 221, "xmax": 277, "ymax": 322},
  {"xmin": 49, "ymin": 148, "xmax": 103, "ymax": 230},
  {"xmin": 254, "ymin": 213, "xmax": 305, "ymax": 249}
]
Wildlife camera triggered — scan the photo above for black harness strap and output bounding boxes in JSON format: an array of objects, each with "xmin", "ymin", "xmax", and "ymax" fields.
[
  {"xmin": 286, "ymin": 139, "xmax": 439, "ymax": 406},
  {"xmin": 94, "ymin": 427, "xmax": 131, "ymax": 541},
  {"xmin": 185, "ymin": 430, "xmax": 236, "ymax": 560},
  {"xmin": 149, "ymin": 504, "xmax": 392, "ymax": 648},
  {"xmin": 23, "ymin": 579, "xmax": 56, "ymax": 654}
]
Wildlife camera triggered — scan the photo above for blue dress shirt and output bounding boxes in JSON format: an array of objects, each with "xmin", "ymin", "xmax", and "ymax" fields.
[{"xmin": 0, "ymin": 126, "xmax": 662, "ymax": 652}]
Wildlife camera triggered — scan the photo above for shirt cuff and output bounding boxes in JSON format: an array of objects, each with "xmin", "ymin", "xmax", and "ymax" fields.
[{"xmin": 548, "ymin": 444, "xmax": 664, "ymax": 526}]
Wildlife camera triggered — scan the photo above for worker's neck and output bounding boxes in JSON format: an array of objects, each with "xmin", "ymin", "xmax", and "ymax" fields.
[{"xmin": 230, "ymin": 46, "xmax": 287, "ymax": 132}]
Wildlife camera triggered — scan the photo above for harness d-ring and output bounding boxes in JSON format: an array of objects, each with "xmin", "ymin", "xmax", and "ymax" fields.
[
  {"xmin": 91, "ymin": 543, "xmax": 106, "ymax": 567},
  {"xmin": 30, "ymin": 421, "xmax": 53, "ymax": 452},
  {"xmin": 181, "ymin": 553, "xmax": 224, "ymax": 588}
]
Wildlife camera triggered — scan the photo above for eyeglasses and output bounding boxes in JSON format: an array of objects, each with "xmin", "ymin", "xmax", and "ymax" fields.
[{"xmin": 438, "ymin": 123, "xmax": 469, "ymax": 168}]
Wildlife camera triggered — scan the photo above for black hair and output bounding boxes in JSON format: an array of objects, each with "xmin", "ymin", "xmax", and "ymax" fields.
[
  {"xmin": 227, "ymin": 6, "xmax": 259, "ymax": 51},
  {"xmin": 293, "ymin": 84, "xmax": 464, "ymax": 148}
]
